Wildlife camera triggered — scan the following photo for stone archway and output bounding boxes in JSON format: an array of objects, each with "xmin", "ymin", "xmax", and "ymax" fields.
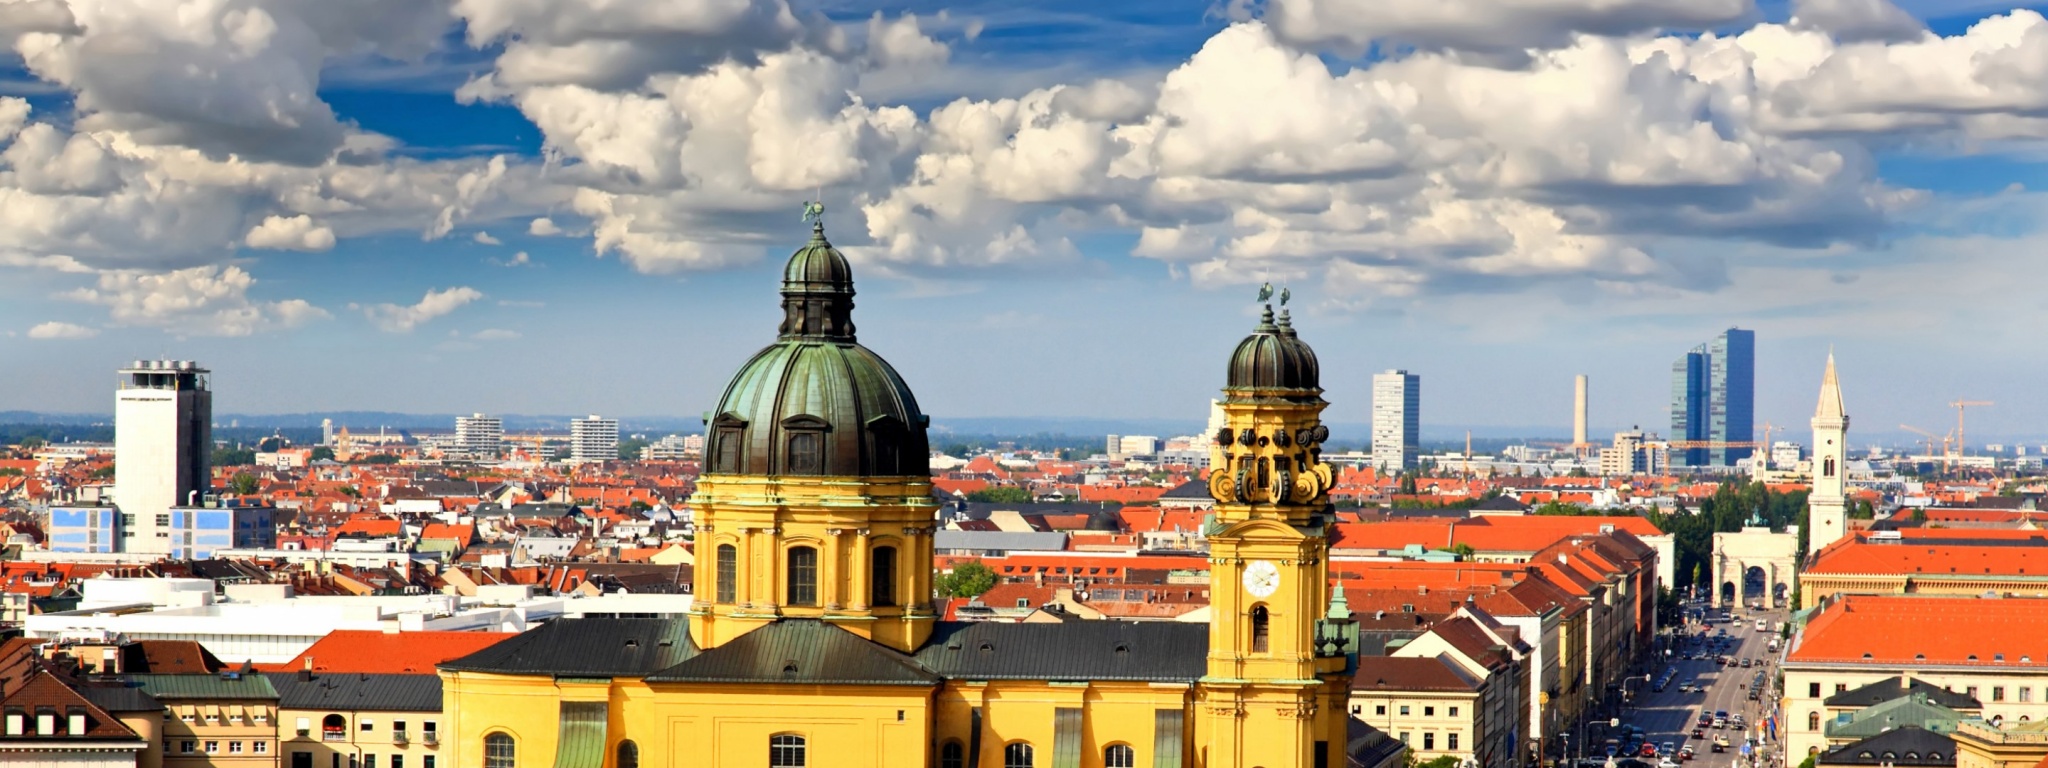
[{"xmin": 1712, "ymin": 527, "xmax": 1800, "ymax": 609}]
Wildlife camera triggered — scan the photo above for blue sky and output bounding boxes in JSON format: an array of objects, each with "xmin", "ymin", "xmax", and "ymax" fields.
[{"xmin": 2, "ymin": 0, "xmax": 2046, "ymax": 444}]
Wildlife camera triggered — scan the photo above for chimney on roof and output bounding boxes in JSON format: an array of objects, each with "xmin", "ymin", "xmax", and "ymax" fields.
[{"xmin": 299, "ymin": 656, "xmax": 314, "ymax": 682}]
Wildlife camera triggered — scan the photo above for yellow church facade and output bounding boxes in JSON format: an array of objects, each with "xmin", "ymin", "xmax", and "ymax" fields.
[{"xmin": 436, "ymin": 220, "xmax": 1367, "ymax": 768}]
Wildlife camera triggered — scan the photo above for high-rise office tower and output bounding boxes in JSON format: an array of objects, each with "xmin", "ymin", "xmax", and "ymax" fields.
[
  {"xmin": 1670, "ymin": 328, "xmax": 1754, "ymax": 468},
  {"xmin": 1808, "ymin": 354, "xmax": 1849, "ymax": 556},
  {"xmin": 321, "ymin": 418, "xmax": 335, "ymax": 446},
  {"xmin": 571, "ymin": 415, "xmax": 621, "ymax": 463},
  {"xmin": 1372, "ymin": 369, "xmax": 1420, "ymax": 471},
  {"xmin": 455, "ymin": 413, "xmax": 505, "ymax": 458},
  {"xmin": 114, "ymin": 360, "xmax": 212, "ymax": 555}
]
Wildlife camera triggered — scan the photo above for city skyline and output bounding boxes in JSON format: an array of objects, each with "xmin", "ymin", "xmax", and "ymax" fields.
[{"xmin": 3, "ymin": 0, "xmax": 2047, "ymax": 438}]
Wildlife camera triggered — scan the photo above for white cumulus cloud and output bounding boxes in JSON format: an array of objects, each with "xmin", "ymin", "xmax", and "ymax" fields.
[
  {"xmin": 528, "ymin": 217, "xmax": 561, "ymax": 236},
  {"xmin": 244, "ymin": 214, "xmax": 336, "ymax": 252},
  {"xmin": 26, "ymin": 320, "xmax": 97, "ymax": 339},
  {"xmin": 360, "ymin": 286, "xmax": 484, "ymax": 333},
  {"xmin": 64, "ymin": 264, "xmax": 327, "ymax": 336}
]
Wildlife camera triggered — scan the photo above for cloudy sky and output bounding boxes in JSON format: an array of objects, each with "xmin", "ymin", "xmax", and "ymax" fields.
[{"xmin": 1, "ymin": 0, "xmax": 2044, "ymax": 441}]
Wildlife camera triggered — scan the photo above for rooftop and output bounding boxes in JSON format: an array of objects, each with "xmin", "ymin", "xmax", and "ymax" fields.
[
  {"xmin": 268, "ymin": 630, "xmax": 516, "ymax": 675},
  {"xmin": 1790, "ymin": 596, "xmax": 2048, "ymax": 667}
]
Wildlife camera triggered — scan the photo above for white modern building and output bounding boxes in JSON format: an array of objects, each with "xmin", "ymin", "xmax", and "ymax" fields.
[
  {"xmin": 643, "ymin": 433, "xmax": 704, "ymax": 460},
  {"xmin": 453, "ymin": 413, "xmax": 504, "ymax": 458},
  {"xmin": 1372, "ymin": 369, "xmax": 1421, "ymax": 471},
  {"xmin": 570, "ymin": 414, "xmax": 620, "ymax": 463},
  {"xmin": 113, "ymin": 360, "xmax": 212, "ymax": 555},
  {"xmin": 25, "ymin": 578, "xmax": 695, "ymax": 663}
]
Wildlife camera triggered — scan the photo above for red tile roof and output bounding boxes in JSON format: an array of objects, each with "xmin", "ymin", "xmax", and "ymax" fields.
[
  {"xmin": 262, "ymin": 630, "xmax": 514, "ymax": 674},
  {"xmin": 1789, "ymin": 595, "xmax": 2048, "ymax": 666},
  {"xmin": 1805, "ymin": 537, "xmax": 2048, "ymax": 577},
  {"xmin": 0, "ymin": 672, "xmax": 139, "ymax": 741},
  {"xmin": 1353, "ymin": 655, "xmax": 1480, "ymax": 692}
]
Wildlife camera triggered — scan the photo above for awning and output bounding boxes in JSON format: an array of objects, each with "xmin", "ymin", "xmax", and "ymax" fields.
[
  {"xmin": 553, "ymin": 701, "xmax": 608, "ymax": 768},
  {"xmin": 1152, "ymin": 709, "xmax": 1185, "ymax": 768}
]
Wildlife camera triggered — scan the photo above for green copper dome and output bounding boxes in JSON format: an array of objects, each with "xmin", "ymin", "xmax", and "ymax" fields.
[
  {"xmin": 703, "ymin": 222, "xmax": 929, "ymax": 478},
  {"xmin": 1226, "ymin": 306, "xmax": 1321, "ymax": 393}
]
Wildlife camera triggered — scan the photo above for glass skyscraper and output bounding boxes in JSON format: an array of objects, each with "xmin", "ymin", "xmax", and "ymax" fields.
[{"xmin": 1671, "ymin": 328, "xmax": 1754, "ymax": 468}]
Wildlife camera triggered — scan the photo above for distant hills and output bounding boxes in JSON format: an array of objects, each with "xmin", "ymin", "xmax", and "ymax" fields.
[{"xmin": 2, "ymin": 410, "xmax": 2037, "ymax": 447}]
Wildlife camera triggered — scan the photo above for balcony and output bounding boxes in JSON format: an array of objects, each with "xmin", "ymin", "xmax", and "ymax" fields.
[
  {"xmin": 393, "ymin": 731, "xmax": 408, "ymax": 745},
  {"xmin": 322, "ymin": 730, "xmax": 347, "ymax": 742},
  {"xmin": 423, "ymin": 732, "xmax": 439, "ymax": 747}
]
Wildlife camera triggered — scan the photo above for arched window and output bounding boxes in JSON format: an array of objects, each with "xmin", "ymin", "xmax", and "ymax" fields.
[
  {"xmin": 872, "ymin": 546, "xmax": 897, "ymax": 607},
  {"xmin": 322, "ymin": 714, "xmax": 346, "ymax": 737},
  {"xmin": 1003, "ymin": 742, "xmax": 1034, "ymax": 768},
  {"xmin": 788, "ymin": 433, "xmax": 822, "ymax": 474},
  {"xmin": 1808, "ymin": 712, "xmax": 1821, "ymax": 731},
  {"xmin": 939, "ymin": 741, "xmax": 965, "ymax": 768},
  {"xmin": 1824, "ymin": 457, "xmax": 1836, "ymax": 478},
  {"xmin": 715, "ymin": 544, "xmax": 737, "ymax": 604},
  {"xmin": 712, "ymin": 415, "xmax": 747, "ymax": 474},
  {"xmin": 484, "ymin": 733, "xmax": 516, "ymax": 768},
  {"xmin": 769, "ymin": 734, "xmax": 806, "ymax": 767},
  {"xmin": 1251, "ymin": 605, "xmax": 1270, "ymax": 654},
  {"xmin": 1105, "ymin": 743, "xmax": 1136, "ymax": 767},
  {"xmin": 787, "ymin": 546, "xmax": 818, "ymax": 606},
  {"xmin": 617, "ymin": 740, "xmax": 639, "ymax": 768}
]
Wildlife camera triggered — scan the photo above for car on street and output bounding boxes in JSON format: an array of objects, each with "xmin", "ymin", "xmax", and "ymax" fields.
[
  {"xmin": 1660, "ymin": 759, "xmax": 1680, "ymax": 768},
  {"xmin": 1713, "ymin": 736, "xmax": 1730, "ymax": 753},
  {"xmin": 1641, "ymin": 743, "xmax": 1659, "ymax": 758},
  {"xmin": 1742, "ymin": 658, "xmax": 1753, "ymax": 667},
  {"xmin": 1692, "ymin": 728, "xmax": 1705, "ymax": 739}
]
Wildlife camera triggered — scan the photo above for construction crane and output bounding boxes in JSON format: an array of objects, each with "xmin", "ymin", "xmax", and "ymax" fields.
[
  {"xmin": 1899, "ymin": 424, "xmax": 1953, "ymax": 469},
  {"xmin": 1950, "ymin": 400, "xmax": 1993, "ymax": 458}
]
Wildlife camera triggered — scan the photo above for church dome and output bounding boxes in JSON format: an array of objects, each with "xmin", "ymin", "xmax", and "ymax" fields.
[
  {"xmin": 1226, "ymin": 306, "xmax": 1321, "ymax": 393},
  {"xmin": 702, "ymin": 221, "xmax": 929, "ymax": 478}
]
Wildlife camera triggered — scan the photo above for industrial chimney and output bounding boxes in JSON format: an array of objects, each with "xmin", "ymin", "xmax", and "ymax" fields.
[{"xmin": 1573, "ymin": 374, "xmax": 1589, "ymax": 446}]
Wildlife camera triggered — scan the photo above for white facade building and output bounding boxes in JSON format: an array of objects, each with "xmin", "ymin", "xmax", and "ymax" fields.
[
  {"xmin": 1372, "ymin": 369, "xmax": 1421, "ymax": 471},
  {"xmin": 570, "ymin": 414, "xmax": 620, "ymax": 462},
  {"xmin": 454, "ymin": 413, "xmax": 504, "ymax": 458},
  {"xmin": 643, "ymin": 433, "xmax": 703, "ymax": 460},
  {"xmin": 114, "ymin": 360, "xmax": 212, "ymax": 555},
  {"xmin": 1117, "ymin": 435, "xmax": 1161, "ymax": 456}
]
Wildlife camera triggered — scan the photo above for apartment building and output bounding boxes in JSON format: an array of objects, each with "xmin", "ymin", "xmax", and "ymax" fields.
[
  {"xmin": 1351, "ymin": 655, "xmax": 1490, "ymax": 764},
  {"xmin": 1390, "ymin": 609, "xmax": 1528, "ymax": 768},
  {"xmin": 272, "ymin": 671, "xmax": 443, "ymax": 768},
  {"xmin": 131, "ymin": 672, "xmax": 279, "ymax": 767},
  {"xmin": 1781, "ymin": 596, "xmax": 2048, "ymax": 760}
]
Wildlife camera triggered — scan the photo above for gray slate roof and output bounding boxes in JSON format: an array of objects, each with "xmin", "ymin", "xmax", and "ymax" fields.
[
  {"xmin": 1825, "ymin": 677, "xmax": 1981, "ymax": 709},
  {"xmin": 1818, "ymin": 726, "xmax": 1955, "ymax": 766},
  {"xmin": 438, "ymin": 617, "xmax": 696, "ymax": 677},
  {"xmin": 126, "ymin": 673, "xmax": 278, "ymax": 701},
  {"xmin": 268, "ymin": 673, "xmax": 441, "ymax": 712},
  {"xmin": 646, "ymin": 620, "xmax": 940, "ymax": 686},
  {"xmin": 934, "ymin": 530, "xmax": 1069, "ymax": 553},
  {"xmin": 915, "ymin": 621, "xmax": 1206, "ymax": 682},
  {"xmin": 74, "ymin": 682, "xmax": 160, "ymax": 713}
]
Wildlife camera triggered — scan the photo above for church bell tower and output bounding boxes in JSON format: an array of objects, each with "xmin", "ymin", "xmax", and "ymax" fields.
[
  {"xmin": 1807, "ymin": 353, "xmax": 1850, "ymax": 557},
  {"xmin": 1195, "ymin": 297, "xmax": 1355, "ymax": 768}
]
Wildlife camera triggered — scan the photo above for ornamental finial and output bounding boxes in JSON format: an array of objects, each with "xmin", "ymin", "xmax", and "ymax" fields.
[{"xmin": 801, "ymin": 200, "xmax": 825, "ymax": 229}]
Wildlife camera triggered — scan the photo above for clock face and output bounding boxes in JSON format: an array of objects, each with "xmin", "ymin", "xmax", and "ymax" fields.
[{"xmin": 1242, "ymin": 560, "xmax": 1280, "ymax": 598}]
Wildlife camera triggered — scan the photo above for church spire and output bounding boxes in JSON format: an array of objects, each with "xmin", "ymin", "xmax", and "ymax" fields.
[{"xmin": 1815, "ymin": 351, "xmax": 1846, "ymax": 422}]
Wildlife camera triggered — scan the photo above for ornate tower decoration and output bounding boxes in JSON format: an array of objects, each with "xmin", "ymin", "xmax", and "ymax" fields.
[
  {"xmin": 1196, "ymin": 285, "xmax": 1354, "ymax": 768},
  {"xmin": 688, "ymin": 202, "xmax": 940, "ymax": 653},
  {"xmin": 1807, "ymin": 352, "xmax": 1850, "ymax": 557}
]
